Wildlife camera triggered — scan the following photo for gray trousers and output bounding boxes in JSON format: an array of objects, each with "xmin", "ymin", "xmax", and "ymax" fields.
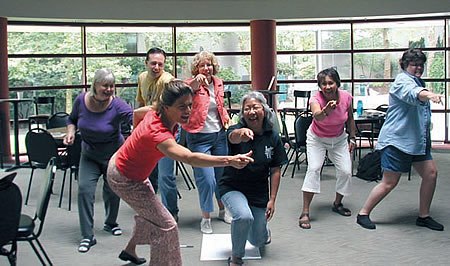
[{"xmin": 78, "ymin": 152, "xmax": 120, "ymax": 239}]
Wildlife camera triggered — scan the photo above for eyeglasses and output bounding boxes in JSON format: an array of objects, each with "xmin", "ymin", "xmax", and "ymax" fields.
[
  {"xmin": 409, "ymin": 62, "xmax": 425, "ymax": 68},
  {"xmin": 243, "ymin": 105, "xmax": 263, "ymax": 113}
]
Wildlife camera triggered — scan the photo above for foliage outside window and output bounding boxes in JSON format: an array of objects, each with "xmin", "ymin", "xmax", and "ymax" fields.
[{"xmin": 6, "ymin": 18, "xmax": 450, "ymax": 141}]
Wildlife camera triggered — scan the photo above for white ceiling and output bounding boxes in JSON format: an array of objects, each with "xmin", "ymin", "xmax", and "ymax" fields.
[{"xmin": 1, "ymin": 0, "xmax": 449, "ymax": 23}]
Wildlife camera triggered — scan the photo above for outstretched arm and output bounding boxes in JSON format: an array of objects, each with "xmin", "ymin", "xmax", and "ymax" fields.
[
  {"xmin": 418, "ymin": 89, "xmax": 443, "ymax": 104},
  {"xmin": 157, "ymin": 138, "xmax": 253, "ymax": 169}
]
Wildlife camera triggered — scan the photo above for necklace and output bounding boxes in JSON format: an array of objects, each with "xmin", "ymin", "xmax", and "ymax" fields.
[{"xmin": 91, "ymin": 94, "xmax": 110, "ymax": 104}]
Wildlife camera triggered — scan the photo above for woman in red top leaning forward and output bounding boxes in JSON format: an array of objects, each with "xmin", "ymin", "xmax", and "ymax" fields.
[{"xmin": 107, "ymin": 80, "xmax": 253, "ymax": 266}]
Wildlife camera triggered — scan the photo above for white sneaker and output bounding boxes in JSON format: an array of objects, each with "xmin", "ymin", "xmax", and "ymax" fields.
[
  {"xmin": 200, "ymin": 218, "xmax": 213, "ymax": 234},
  {"xmin": 218, "ymin": 208, "xmax": 232, "ymax": 224}
]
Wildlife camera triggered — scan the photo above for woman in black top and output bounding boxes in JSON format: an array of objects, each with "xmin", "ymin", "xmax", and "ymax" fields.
[{"xmin": 218, "ymin": 91, "xmax": 288, "ymax": 266}]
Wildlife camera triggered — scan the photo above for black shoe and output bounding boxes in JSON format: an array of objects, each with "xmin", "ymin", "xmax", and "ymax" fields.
[
  {"xmin": 356, "ymin": 214, "xmax": 376, "ymax": 230},
  {"xmin": 416, "ymin": 216, "xmax": 444, "ymax": 231},
  {"xmin": 119, "ymin": 250, "xmax": 147, "ymax": 265},
  {"xmin": 78, "ymin": 237, "xmax": 97, "ymax": 253}
]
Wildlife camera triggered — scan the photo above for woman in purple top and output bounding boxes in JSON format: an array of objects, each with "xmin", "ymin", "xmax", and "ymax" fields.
[
  {"xmin": 298, "ymin": 68, "xmax": 356, "ymax": 229},
  {"xmin": 64, "ymin": 68, "xmax": 133, "ymax": 253}
]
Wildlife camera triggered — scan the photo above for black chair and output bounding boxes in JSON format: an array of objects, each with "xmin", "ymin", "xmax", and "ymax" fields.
[
  {"xmin": 16, "ymin": 158, "xmax": 56, "ymax": 266},
  {"xmin": 294, "ymin": 90, "xmax": 311, "ymax": 112},
  {"xmin": 47, "ymin": 112, "xmax": 69, "ymax": 129},
  {"xmin": 375, "ymin": 104, "xmax": 388, "ymax": 113},
  {"xmin": 224, "ymin": 90, "xmax": 240, "ymax": 118},
  {"xmin": 279, "ymin": 108, "xmax": 296, "ymax": 177},
  {"xmin": 0, "ymin": 172, "xmax": 22, "ymax": 266},
  {"xmin": 355, "ymin": 108, "xmax": 386, "ymax": 160},
  {"xmin": 28, "ymin": 96, "xmax": 56, "ymax": 130},
  {"xmin": 176, "ymin": 129, "xmax": 196, "ymax": 191},
  {"xmin": 289, "ymin": 112, "xmax": 313, "ymax": 178},
  {"xmin": 0, "ymin": 116, "xmax": 4, "ymax": 169},
  {"xmin": 224, "ymin": 90, "xmax": 232, "ymax": 109},
  {"xmin": 24, "ymin": 128, "xmax": 68, "ymax": 205},
  {"xmin": 58, "ymin": 132, "xmax": 81, "ymax": 211}
]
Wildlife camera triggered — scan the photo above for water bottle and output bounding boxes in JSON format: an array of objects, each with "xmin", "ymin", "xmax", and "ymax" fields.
[{"xmin": 357, "ymin": 100, "xmax": 363, "ymax": 117}]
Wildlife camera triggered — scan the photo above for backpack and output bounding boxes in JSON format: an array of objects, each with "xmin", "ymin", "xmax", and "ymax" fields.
[{"xmin": 355, "ymin": 150, "xmax": 382, "ymax": 182}]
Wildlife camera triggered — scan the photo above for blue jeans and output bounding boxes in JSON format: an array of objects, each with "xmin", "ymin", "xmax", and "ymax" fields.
[
  {"xmin": 158, "ymin": 156, "xmax": 177, "ymax": 216},
  {"xmin": 158, "ymin": 130, "xmax": 181, "ymax": 216},
  {"xmin": 221, "ymin": 191, "xmax": 268, "ymax": 258},
  {"xmin": 186, "ymin": 129, "xmax": 228, "ymax": 213}
]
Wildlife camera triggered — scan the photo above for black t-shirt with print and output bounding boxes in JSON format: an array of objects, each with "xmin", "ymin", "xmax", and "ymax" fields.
[{"xmin": 218, "ymin": 120, "xmax": 288, "ymax": 208}]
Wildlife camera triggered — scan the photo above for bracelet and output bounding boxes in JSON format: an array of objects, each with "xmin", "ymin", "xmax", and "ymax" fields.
[{"xmin": 349, "ymin": 139, "xmax": 356, "ymax": 145}]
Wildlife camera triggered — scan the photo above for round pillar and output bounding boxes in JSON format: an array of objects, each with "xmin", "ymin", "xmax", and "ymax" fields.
[
  {"xmin": 0, "ymin": 17, "xmax": 12, "ymax": 163},
  {"xmin": 250, "ymin": 20, "xmax": 276, "ymax": 92}
]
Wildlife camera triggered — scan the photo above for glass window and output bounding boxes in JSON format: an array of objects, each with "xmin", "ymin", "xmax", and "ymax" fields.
[
  {"xmin": 277, "ymin": 53, "xmax": 351, "ymax": 80},
  {"xmin": 86, "ymin": 26, "xmax": 173, "ymax": 54},
  {"xmin": 433, "ymin": 113, "xmax": 445, "ymax": 141},
  {"xmin": 277, "ymin": 24, "xmax": 351, "ymax": 51},
  {"xmin": 86, "ymin": 56, "xmax": 159, "ymax": 84},
  {"xmin": 8, "ymin": 89, "xmax": 84, "ymax": 119},
  {"xmin": 225, "ymin": 84, "xmax": 252, "ymax": 109},
  {"xmin": 354, "ymin": 20, "xmax": 445, "ymax": 50},
  {"xmin": 353, "ymin": 51, "xmax": 403, "ymax": 79},
  {"xmin": 175, "ymin": 55, "xmax": 250, "ymax": 81},
  {"xmin": 354, "ymin": 51, "xmax": 445, "ymax": 80},
  {"xmin": 176, "ymin": 26, "xmax": 250, "ymax": 53},
  {"xmin": 115, "ymin": 86, "xmax": 138, "ymax": 108},
  {"xmin": 8, "ymin": 25, "xmax": 82, "ymax": 54},
  {"xmin": 8, "ymin": 58, "xmax": 82, "ymax": 87}
]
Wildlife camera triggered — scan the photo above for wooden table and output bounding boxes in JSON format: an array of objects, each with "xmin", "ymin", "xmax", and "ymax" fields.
[{"xmin": 0, "ymin": 98, "xmax": 33, "ymax": 171}]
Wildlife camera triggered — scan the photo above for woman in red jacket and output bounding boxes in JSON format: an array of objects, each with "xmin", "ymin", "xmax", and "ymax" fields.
[{"xmin": 184, "ymin": 51, "xmax": 231, "ymax": 234}]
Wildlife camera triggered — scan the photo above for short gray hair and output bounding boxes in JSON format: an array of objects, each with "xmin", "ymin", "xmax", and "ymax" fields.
[{"xmin": 90, "ymin": 68, "xmax": 115, "ymax": 95}]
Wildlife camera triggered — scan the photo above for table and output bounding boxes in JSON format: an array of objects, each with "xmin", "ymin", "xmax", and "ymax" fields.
[
  {"xmin": 258, "ymin": 90, "xmax": 287, "ymax": 108},
  {"xmin": 0, "ymin": 98, "xmax": 33, "ymax": 171},
  {"xmin": 46, "ymin": 127, "xmax": 67, "ymax": 140},
  {"xmin": 354, "ymin": 113, "xmax": 385, "ymax": 160},
  {"xmin": 46, "ymin": 127, "xmax": 68, "ymax": 150}
]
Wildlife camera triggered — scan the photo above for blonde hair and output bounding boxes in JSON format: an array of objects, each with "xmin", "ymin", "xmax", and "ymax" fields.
[{"xmin": 191, "ymin": 51, "xmax": 219, "ymax": 76}]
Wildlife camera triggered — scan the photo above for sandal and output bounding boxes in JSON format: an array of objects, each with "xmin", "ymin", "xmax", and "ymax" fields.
[
  {"xmin": 227, "ymin": 257, "xmax": 244, "ymax": 265},
  {"xmin": 332, "ymin": 202, "xmax": 351, "ymax": 216},
  {"xmin": 104, "ymin": 223, "xmax": 122, "ymax": 236},
  {"xmin": 298, "ymin": 213, "xmax": 311, "ymax": 229},
  {"xmin": 78, "ymin": 237, "xmax": 97, "ymax": 253}
]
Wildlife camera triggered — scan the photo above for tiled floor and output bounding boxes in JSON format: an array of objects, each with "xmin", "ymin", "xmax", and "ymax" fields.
[{"xmin": 1, "ymin": 149, "xmax": 450, "ymax": 265}]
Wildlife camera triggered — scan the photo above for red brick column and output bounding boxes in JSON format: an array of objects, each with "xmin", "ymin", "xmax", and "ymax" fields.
[
  {"xmin": 0, "ymin": 17, "xmax": 12, "ymax": 163},
  {"xmin": 250, "ymin": 20, "xmax": 277, "ymax": 100}
]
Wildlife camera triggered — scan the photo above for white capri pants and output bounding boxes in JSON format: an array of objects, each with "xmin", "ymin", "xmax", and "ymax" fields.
[{"xmin": 301, "ymin": 129, "xmax": 352, "ymax": 196}]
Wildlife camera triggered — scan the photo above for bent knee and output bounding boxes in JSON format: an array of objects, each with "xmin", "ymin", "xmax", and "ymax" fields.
[{"xmin": 234, "ymin": 212, "xmax": 254, "ymax": 225}]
